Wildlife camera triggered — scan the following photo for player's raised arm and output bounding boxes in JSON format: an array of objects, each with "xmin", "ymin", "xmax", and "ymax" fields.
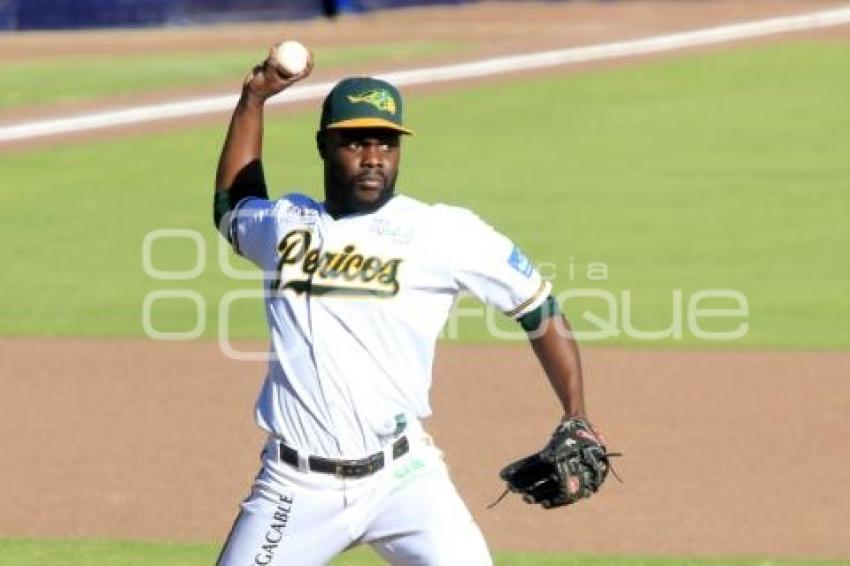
[{"xmin": 213, "ymin": 43, "xmax": 313, "ymax": 229}]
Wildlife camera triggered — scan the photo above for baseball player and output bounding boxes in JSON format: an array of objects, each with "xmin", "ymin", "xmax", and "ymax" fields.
[{"xmin": 213, "ymin": 49, "xmax": 609, "ymax": 565}]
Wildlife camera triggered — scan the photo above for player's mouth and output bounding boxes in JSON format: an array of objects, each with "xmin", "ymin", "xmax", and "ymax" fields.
[{"xmin": 355, "ymin": 174, "xmax": 385, "ymax": 190}]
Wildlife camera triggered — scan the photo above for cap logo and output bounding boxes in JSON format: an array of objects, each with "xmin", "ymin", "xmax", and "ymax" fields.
[{"xmin": 347, "ymin": 90, "xmax": 397, "ymax": 115}]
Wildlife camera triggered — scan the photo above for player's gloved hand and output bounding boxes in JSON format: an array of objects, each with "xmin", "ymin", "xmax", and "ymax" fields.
[
  {"xmin": 497, "ymin": 417, "xmax": 621, "ymax": 509},
  {"xmin": 243, "ymin": 46, "xmax": 314, "ymax": 102}
]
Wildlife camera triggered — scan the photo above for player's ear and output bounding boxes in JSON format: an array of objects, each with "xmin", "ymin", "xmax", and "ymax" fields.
[{"xmin": 316, "ymin": 130, "xmax": 327, "ymax": 160}]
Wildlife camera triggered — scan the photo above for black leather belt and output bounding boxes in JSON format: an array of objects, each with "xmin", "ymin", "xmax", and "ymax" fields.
[{"xmin": 279, "ymin": 436, "xmax": 409, "ymax": 478}]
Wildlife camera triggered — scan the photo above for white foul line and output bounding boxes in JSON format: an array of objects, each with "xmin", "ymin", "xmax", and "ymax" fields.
[{"xmin": 2, "ymin": 6, "xmax": 849, "ymax": 144}]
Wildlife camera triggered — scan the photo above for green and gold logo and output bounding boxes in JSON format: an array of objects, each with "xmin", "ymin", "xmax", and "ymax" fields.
[
  {"xmin": 347, "ymin": 90, "xmax": 397, "ymax": 115},
  {"xmin": 272, "ymin": 229, "xmax": 402, "ymax": 298}
]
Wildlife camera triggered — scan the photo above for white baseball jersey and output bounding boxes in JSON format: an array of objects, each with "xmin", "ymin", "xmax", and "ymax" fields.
[{"xmin": 222, "ymin": 193, "xmax": 550, "ymax": 459}]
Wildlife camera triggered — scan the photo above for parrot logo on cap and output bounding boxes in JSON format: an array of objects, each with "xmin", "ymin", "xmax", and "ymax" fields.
[{"xmin": 347, "ymin": 90, "xmax": 397, "ymax": 115}]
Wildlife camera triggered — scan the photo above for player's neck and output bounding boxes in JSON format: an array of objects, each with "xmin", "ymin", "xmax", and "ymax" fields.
[{"xmin": 324, "ymin": 193, "xmax": 396, "ymax": 219}]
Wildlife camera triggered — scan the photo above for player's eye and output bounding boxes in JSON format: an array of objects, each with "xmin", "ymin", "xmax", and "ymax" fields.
[
  {"xmin": 379, "ymin": 137, "xmax": 399, "ymax": 151},
  {"xmin": 346, "ymin": 141, "xmax": 362, "ymax": 152}
]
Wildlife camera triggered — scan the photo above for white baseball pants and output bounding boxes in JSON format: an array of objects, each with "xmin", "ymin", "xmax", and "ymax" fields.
[{"xmin": 216, "ymin": 435, "xmax": 492, "ymax": 566}]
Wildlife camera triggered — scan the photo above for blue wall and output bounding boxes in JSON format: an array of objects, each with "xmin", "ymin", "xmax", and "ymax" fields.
[{"xmin": 0, "ymin": 0, "xmax": 469, "ymax": 30}]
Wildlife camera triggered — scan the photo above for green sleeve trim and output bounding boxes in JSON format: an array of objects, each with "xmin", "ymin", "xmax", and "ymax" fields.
[
  {"xmin": 213, "ymin": 190, "xmax": 232, "ymax": 230},
  {"xmin": 518, "ymin": 295, "xmax": 560, "ymax": 332}
]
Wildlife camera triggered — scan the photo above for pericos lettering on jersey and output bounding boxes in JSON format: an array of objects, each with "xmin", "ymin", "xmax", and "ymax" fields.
[{"xmin": 272, "ymin": 229, "xmax": 402, "ymax": 297}]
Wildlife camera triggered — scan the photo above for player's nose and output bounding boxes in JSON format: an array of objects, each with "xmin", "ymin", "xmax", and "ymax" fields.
[{"xmin": 359, "ymin": 142, "xmax": 383, "ymax": 168}]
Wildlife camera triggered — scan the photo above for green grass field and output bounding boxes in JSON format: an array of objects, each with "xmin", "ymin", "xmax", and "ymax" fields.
[
  {"xmin": 1, "ymin": 40, "xmax": 848, "ymax": 348},
  {"xmin": 0, "ymin": 40, "xmax": 460, "ymax": 110},
  {"xmin": 1, "ymin": 539, "xmax": 847, "ymax": 566}
]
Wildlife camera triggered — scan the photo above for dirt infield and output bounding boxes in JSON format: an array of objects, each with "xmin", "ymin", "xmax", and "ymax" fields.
[{"xmin": 1, "ymin": 337, "xmax": 849, "ymax": 559}]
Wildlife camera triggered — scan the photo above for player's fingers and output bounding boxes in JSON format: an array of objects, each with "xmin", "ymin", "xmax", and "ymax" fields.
[
  {"xmin": 264, "ymin": 52, "xmax": 290, "ymax": 81},
  {"xmin": 243, "ymin": 64, "xmax": 263, "ymax": 86}
]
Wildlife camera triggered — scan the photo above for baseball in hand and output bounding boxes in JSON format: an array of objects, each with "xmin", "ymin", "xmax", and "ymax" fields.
[{"xmin": 271, "ymin": 40, "xmax": 309, "ymax": 76}]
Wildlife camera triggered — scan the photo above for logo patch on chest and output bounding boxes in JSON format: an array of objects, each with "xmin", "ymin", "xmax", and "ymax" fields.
[
  {"xmin": 370, "ymin": 219, "xmax": 414, "ymax": 245},
  {"xmin": 272, "ymin": 229, "xmax": 402, "ymax": 297}
]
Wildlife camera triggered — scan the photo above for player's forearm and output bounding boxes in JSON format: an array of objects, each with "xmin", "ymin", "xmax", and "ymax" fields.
[
  {"xmin": 215, "ymin": 90, "xmax": 268, "ymax": 192},
  {"xmin": 214, "ymin": 49, "xmax": 312, "ymax": 206},
  {"xmin": 528, "ymin": 315, "xmax": 586, "ymax": 419}
]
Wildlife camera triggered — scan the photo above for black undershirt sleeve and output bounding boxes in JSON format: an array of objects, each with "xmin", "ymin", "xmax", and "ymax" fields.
[{"xmin": 213, "ymin": 159, "xmax": 270, "ymax": 229}]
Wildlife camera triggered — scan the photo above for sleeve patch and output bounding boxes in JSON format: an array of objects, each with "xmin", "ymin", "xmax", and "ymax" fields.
[{"xmin": 508, "ymin": 246, "xmax": 534, "ymax": 278}]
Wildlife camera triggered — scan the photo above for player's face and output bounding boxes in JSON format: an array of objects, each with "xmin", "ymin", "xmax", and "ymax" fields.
[{"xmin": 321, "ymin": 128, "xmax": 401, "ymax": 215}]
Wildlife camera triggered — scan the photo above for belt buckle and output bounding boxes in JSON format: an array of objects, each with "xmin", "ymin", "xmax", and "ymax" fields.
[
  {"xmin": 333, "ymin": 459, "xmax": 359, "ymax": 478},
  {"xmin": 334, "ymin": 455, "xmax": 382, "ymax": 478},
  {"xmin": 333, "ymin": 461, "xmax": 353, "ymax": 478}
]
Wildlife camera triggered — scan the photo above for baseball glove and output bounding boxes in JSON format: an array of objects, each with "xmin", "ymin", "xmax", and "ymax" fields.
[{"xmin": 496, "ymin": 418, "xmax": 620, "ymax": 509}]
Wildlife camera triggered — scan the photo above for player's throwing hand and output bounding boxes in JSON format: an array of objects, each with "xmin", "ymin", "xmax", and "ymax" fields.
[{"xmin": 243, "ymin": 43, "xmax": 314, "ymax": 101}]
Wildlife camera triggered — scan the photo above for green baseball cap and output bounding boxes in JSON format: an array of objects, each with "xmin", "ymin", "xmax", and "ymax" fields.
[{"xmin": 320, "ymin": 77, "xmax": 413, "ymax": 135}]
